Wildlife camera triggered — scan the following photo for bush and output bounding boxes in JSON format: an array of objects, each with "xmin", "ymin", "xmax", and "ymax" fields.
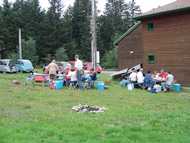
[{"xmin": 102, "ymin": 48, "xmax": 118, "ymax": 69}]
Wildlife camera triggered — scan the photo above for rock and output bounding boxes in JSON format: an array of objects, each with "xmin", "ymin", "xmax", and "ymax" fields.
[{"xmin": 12, "ymin": 80, "xmax": 21, "ymax": 85}]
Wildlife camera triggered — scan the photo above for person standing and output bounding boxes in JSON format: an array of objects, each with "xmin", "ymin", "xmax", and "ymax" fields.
[
  {"xmin": 74, "ymin": 55, "xmax": 83, "ymax": 89},
  {"xmin": 68, "ymin": 67, "xmax": 78, "ymax": 87},
  {"xmin": 46, "ymin": 60, "xmax": 59, "ymax": 80},
  {"xmin": 74, "ymin": 55, "xmax": 83, "ymax": 71}
]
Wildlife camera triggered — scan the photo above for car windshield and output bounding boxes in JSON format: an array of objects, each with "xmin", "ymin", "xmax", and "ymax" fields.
[{"xmin": 19, "ymin": 60, "xmax": 31, "ymax": 65}]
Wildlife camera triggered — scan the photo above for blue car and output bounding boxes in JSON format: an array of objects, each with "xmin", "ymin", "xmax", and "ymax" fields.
[{"xmin": 16, "ymin": 59, "xmax": 34, "ymax": 72}]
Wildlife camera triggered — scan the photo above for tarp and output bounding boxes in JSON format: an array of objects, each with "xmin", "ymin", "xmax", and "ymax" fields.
[{"xmin": 111, "ymin": 64, "xmax": 142, "ymax": 80}]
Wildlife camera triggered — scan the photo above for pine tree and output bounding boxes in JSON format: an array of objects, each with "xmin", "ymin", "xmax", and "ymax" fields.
[
  {"xmin": 72, "ymin": 0, "xmax": 91, "ymax": 60},
  {"xmin": 0, "ymin": 6, "xmax": 4, "ymax": 54},
  {"xmin": 61, "ymin": 6, "xmax": 77, "ymax": 59},
  {"xmin": 1, "ymin": 0, "xmax": 16, "ymax": 57},
  {"xmin": 98, "ymin": 0, "xmax": 141, "ymax": 65},
  {"xmin": 12, "ymin": 0, "xmax": 44, "ymax": 62},
  {"xmin": 104, "ymin": 0, "xmax": 130, "ymax": 35},
  {"xmin": 44, "ymin": 0, "xmax": 64, "ymax": 58}
]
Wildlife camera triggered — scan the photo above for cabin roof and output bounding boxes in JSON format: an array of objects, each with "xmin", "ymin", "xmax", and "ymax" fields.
[
  {"xmin": 114, "ymin": 21, "xmax": 141, "ymax": 46},
  {"xmin": 135, "ymin": 0, "xmax": 190, "ymax": 20}
]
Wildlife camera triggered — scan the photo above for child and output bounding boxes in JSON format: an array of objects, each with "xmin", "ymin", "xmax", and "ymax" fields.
[
  {"xmin": 89, "ymin": 68, "xmax": 97, "ymax": 88},
  {"xmin": 68, "ymin": 67, "xmax": 77, "ymax": 87},
  {"xmin": 82, "ymin": 67, "xmax": 91, "ymax": 81}
]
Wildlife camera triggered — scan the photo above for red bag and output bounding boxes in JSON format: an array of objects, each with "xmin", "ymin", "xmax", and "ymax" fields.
[{"xmin": 34, "ymin": 75, "xmax": 45, "ymax": 82}]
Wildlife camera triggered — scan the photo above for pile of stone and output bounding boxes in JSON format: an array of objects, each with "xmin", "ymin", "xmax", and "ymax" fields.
[{"xmin": 72, "ymin": 104, "xmax": 106, "ymax": 113}]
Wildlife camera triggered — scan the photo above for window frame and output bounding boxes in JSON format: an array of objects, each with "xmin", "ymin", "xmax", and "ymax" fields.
[
  {"xmin": 147, "ymin": 54, "xmax": 156, "ymax": 64},
  {"xmin": 147, "ymin": 22, "xmax": 154, "ymax": 32}
]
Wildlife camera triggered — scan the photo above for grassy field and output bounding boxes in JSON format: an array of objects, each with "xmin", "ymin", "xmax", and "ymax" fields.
[{"xmin": 0, "ymin": 73, "xmax": 190, "ymax": 143}]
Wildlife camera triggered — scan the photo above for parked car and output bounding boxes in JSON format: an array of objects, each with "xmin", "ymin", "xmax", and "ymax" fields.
[
  {"xmin": 16, "ymin": 59, "xmax": 34, "ymax": 72},
  {"xmin": 0, "ymin": 59, "xmax": 18, "ymax": 73}
]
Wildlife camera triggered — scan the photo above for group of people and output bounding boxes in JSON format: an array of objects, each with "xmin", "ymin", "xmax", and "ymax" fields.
[
  {"xmin": 120, "ymin": 69, "xmax": 175, "ymax": 93},
  {"xmin": 45, "ymin": 55, "xmax": 97, "ymax": 89}
]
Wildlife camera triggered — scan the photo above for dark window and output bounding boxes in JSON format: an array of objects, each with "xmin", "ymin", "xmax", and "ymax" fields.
[
  {"xmin": 148, "ymin": 54, "xmax": 155, "ymax": 64},
  {"xmin": 147, "ymin": 22, "xmax": 154, "ymax": 32},
  {"xmin": 0, "ymin": 61, "xmax": 7, "ymax": 65},
  {"xmin": 0, "ymin": 61, "xmax": 3, "ymax": 65}
]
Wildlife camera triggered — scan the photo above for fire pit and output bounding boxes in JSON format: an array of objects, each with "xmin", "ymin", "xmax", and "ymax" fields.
[{"xmin": 72, "ymin": 104, "xmax": 106, "ymax": 113}]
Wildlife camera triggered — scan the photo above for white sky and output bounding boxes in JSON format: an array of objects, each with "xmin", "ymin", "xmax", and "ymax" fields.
[{"xmin": 0, "ymin": 0, "xmax": 176, "ymax": 13}]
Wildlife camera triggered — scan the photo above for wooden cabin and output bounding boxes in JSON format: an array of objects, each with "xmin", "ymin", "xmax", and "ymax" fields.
[{"xmin": 115, "ymin": 0, "xmax": 190, "ymax": 85}]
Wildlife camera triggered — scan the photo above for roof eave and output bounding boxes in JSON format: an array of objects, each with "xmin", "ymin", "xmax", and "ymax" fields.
[
  {"xmin": 114, "ymin": 21, "xmax": 141, "ymax": 46},
  {"xmin": 135, "ymin": 6, "xmax": 190, "ymax": 20}
]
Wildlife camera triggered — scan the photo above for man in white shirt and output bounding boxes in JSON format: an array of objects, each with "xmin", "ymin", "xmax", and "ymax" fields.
[
  {"xmin": 137, "ymin": 69, "xmax": 144, "ymax": 84},
  {"xmin": 74, "ymin": 55, "xmax": 83, "ymax": 89},
  {"xmin": 136, "ymin": 69, "xmax": 144, "ymax": 88},
  {"xmin": 74, "ymin": 55, "xmax": 83, "ymax": 71},
  {"xmin": 129, "ymin": 70, "xmax": 137, "ymax": 83}
]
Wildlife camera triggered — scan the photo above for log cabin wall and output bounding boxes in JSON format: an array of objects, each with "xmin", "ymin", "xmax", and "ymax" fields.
[
  {"xmin": 142, "ymin": 12, "xmax": 190, "ymax": 85},
  {"xmin": 117, "ymin": 24, "xmax": 143, "ymax": 70}
]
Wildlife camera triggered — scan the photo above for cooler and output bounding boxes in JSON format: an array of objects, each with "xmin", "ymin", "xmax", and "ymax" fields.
[
  {"xmin": 55, "ymin": 80, "xmax": 64, "ymax": 90},
  {"xmin": 172, "ymin": 84, "xmax": 181, "ymax": 92},
  {"xmin": 96, "ymin": 81, "xmax": 105, "ymax": 91}
]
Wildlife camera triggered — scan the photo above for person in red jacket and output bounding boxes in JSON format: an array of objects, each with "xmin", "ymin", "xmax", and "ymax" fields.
[{"xmin": 159, "ymin": 69, "xmax": 168, "ymax": 81}]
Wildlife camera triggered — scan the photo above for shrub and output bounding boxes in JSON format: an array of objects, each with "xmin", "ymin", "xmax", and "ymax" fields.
[{"xmin": 102, "ymin": 48, "xmax": 118, "ymax": 69}]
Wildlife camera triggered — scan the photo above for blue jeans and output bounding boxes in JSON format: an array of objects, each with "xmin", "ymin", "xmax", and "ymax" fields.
[{"xmin": 120, "ymin": 79, "xmax": 129, "ymax": 87}]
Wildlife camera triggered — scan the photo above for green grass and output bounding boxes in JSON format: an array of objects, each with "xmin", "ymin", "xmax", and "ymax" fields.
[{"xmin": 0, "ymin": 73, "xmax": 190, "ymax": 143}]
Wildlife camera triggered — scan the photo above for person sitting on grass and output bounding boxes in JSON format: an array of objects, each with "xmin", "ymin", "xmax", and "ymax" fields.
[
  {"xmin": 136, "ymin": 69, "xmax": 144, "ymax": 88},
  {"xmin": 143, "ymin": 71, "xmax": 155, "ymax": 90},
  {"xmin": 129, "ymin": 70, "xmax": 137, "ymax": 83},
  {"xmin": 162, "ymin": 72, "xmax": 174, "ymax": 92},
  {"xmin": 152, "ymin": 84, "xmax": 162, "ymax": 93},
  {"xmin": 120, "ymin": 75, "xmax": 129, "ymax": 87},
  {"xmin": 152, "ymin": 70, "xmax": 162, "ymax": 82},
  {"xmin": 159, "ymin": 69, "xmax": 168, "ymax": 82}
]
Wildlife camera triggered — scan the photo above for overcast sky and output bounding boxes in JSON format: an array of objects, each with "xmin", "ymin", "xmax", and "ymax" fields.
[{"xmin": 0, "ymin": 0, "xmax": 176, "ymax": 13}]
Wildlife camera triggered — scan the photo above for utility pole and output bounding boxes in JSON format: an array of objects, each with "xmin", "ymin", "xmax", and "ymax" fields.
[
  {"xmin": 131, "ymin": 0, "xmax": 135, "ymax": 19},
  {"xmin": 18, "ymin": 28, "xmax": 22, "ymax": 59},
  {"xmin": 91, "ymin": 0, "xmax": 97, "ymax": 69}
]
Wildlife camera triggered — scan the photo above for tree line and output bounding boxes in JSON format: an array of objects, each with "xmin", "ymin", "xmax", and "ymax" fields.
[{"xmin": 0, "ymin": 0, "xmax": 141, "ymax": 67}]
